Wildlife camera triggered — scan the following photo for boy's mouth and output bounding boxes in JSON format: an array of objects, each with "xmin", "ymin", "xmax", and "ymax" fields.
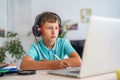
[{"xmin": 51, "ymin": 36, "xmax": 56, "ymax": 38}]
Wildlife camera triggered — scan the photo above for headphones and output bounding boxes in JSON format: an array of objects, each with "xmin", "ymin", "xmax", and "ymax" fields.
[{"xmin": 32, "ymin": 12, "xmax": 62, "ymax": 37}]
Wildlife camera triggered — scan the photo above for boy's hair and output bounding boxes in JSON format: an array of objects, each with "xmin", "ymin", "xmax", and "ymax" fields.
[{"xmin": 35, "ymin": 12, "xmax": 61, "ymax": 26}]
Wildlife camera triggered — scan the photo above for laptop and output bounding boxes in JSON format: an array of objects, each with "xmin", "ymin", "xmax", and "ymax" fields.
[{"xmin": 48, "ymin": 16, "xmax": 120, "ymax": 78}]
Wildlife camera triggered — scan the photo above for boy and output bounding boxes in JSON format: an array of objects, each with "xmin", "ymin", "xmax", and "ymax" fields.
[{"xmin": 20, "ymin": 12, "xmax": 82, "ymax": 70}]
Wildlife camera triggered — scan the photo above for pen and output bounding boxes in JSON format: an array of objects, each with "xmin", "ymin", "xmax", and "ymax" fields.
[
  {"xmin": 52, "ymin": 50, "xmax": 70, "ymax": 68},
  {"xmin": 54, "ymin": 54, "xmax": 61, "ymax": 60},
  {"xmin": 52, "ymin": 50, "xmax": 61, "ymax": 60},
  {"xmin": 54, "ymin": 53, "xmax": 71, "ymax": 68},
  {"xmin": 54, "ymin": 54, "xmax": 71, "ymax": 69}
]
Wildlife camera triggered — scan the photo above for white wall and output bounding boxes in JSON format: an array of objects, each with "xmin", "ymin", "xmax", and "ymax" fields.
[
  {"xmin": 0, "ymin": 0, "xmax": 7, "ymax": 30},
  {"xmin": 0, "ymin": 0, "xmax": 7, "ymax": 48},
  {"xmin": 31, "ymin": 0, "xmax": 120, "ymax": 40},
  {"xmin": 13, "ymin": 0, "xmax": 33, "ymax": 51},
  {"xmin": 0, "ymin": 0, "xmax": 120, "ymax": 51}
]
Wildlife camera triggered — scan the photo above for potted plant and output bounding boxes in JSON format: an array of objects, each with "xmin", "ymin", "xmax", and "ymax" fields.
[
  {"xmin": 0, "ymin": 31, "xmax": 25, "ymax": 63},
  {"xmin": 58, "ymin": 20, "xmax": 70, "ymax": 38}
]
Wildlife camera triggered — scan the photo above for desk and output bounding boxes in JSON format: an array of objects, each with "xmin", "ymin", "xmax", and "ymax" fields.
[{"xmin": 0, "ymin": 71, "xmax": 117, "ymax": 80}]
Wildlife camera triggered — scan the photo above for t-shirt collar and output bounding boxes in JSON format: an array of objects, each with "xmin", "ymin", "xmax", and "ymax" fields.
[{"xmin": 40, "ymin": 40, "xmax": 57, "ymax": 53}]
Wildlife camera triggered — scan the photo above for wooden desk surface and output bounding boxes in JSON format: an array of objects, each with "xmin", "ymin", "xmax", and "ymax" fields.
[{"xmin": 0, "ymin": 70, "xmax": 117, "ymax": 80}]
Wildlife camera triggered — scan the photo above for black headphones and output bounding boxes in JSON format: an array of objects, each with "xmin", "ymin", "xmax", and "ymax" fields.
[{"xmin": 32, "ymin": 12, "xmax": 62, "ymax": 37}]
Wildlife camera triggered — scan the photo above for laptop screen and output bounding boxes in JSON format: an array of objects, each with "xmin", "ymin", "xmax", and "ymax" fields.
[{"xmin": 80, "ymin": 16, "xmax": 120, "ymax": 78}]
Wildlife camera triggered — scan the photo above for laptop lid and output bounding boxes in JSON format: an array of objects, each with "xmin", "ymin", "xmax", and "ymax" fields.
[{"xmin": 80, "ymin": 16, "xmax": 120, "ymax": 78}]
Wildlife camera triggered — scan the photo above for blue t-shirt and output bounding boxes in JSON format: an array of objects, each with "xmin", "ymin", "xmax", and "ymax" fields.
[{"xmin": 26, "ymin": 38, "xmax": 75, "ymax": 61}]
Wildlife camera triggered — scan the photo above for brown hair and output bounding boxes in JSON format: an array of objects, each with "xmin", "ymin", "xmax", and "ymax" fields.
[{"xmin": 35, "ymin": 12, "xmax": 61, "ymax": 26}]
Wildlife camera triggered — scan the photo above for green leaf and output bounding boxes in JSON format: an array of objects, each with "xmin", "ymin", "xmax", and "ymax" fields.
[{"xmin": 0, "ymin": 31, "xmax": 25, "ymax": 62}]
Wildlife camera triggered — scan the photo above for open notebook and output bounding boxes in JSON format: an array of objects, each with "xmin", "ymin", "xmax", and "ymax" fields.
[{"xmin": 48, "ymin": 16, "xmax": 120, "ymax": 78}]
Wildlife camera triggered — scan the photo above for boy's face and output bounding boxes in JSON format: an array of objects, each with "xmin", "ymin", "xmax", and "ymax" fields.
[{"xmin": 41, "ymin": 21, "xmax": 59, "ymax": 42}]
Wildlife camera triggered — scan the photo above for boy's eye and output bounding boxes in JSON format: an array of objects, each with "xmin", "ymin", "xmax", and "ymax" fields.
[
  {"xmin": 47, "ymin": 26, "xmax": 58, "ymax": 29},
  {"xmin": 47, "ymin": 27, "xmax": 52, "ymax": 29},
  {"xmin": 55, "ymin": 27, "xmax": 58, "ymax": 29}
]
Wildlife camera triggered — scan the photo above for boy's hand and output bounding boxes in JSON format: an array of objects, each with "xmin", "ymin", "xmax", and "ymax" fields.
[
  {"xmin": 58, "ymin": 61, "xmax": 70, "ymax": 69},
  {"xmin": 41, "ymin": 60, "xmax": 70, "ymax": 70},
  {"xmin": 50, "ymin": 60, "xmax": 70, "ymax": 69}
]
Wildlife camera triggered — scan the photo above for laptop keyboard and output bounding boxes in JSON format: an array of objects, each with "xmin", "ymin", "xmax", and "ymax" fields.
[{"xmin": 68, "ymin": 70, "xmax": 80, "ymax": 74}]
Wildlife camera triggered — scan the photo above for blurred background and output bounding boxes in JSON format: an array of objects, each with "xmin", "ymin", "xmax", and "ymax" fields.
[
  {"xmin": 0, "ymin": 0, "xmax": 120, "ymax": 66},
  {"xmin": 0, "ymin": 0, "xmax": 120, "ymax": 50}
]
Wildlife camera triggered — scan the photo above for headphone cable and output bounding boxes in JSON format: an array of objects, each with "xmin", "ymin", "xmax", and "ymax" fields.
[{"xmin": 34, "ymin": 36, "xmax": 44, "ymax": 60}]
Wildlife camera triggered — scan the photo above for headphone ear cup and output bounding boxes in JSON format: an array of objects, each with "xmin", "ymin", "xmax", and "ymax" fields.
[
  {"xmin": 58, "ymin": 25, "xmax": 62, "ymax": 35},
  {"xmin": 32, "ymin": 25, "xmax": 41, "ymax": 37}
]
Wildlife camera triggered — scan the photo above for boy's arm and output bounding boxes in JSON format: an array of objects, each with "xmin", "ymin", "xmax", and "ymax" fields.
[
  {"xmin": 20, "ymin": 52, "xmax": 82, "ymax": 70},
  {"xmin": 20, "ymin": 56, "xmax": 70, "ymax": 70},
  {"xmin": 20, "ymin": 56, "xmax": 59, "ymax": 70},
  {"xmin": 63, "ymin": 52, "xmax": 82, "ymax": 67}
]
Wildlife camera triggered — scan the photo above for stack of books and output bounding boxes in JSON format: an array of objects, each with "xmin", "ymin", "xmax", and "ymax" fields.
[{"xmin": 0, "ymin": 62, "xmax": 18, "ymax": 74}]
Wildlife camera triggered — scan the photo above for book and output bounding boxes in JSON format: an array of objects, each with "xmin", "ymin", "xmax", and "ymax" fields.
[
  {"xmin": 0, "ymin": 62, "xmax": 8, "ymax": 69},
  {"xmin": 0, "ymin": 64, "xmax": 17, "ymax": 72}
]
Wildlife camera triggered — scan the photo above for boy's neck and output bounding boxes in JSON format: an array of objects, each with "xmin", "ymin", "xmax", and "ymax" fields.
[{"xmin": 43, "ymin": 40, "xmax": 55, "ymax": 49}]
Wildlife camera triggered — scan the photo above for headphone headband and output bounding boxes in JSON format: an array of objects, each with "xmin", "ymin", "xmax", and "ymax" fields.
[{"xmin": 35, "ymin": 12, "xmax": 61, "ymax": 26}]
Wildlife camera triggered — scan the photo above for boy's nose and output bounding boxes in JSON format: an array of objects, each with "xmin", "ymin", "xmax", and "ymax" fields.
[
  {"xmin": 52, "ymin": 28, "xmax": 57, "ymax": 34},
  {"xmin": 52, "ymin": 29, "xmax": 55, "ymax": 34}
]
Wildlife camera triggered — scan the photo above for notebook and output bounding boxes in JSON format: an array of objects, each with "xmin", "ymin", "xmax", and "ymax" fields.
[
  {"xmin": 0, "ymin": 62, "xmax": 8, "ymax": 69},
  {"xmin": 47, "ymin": 16, "xmax": 120, "ymax": 78},
  {"xmin": 0, "ymin": 63, "xmax": 17, "ymax": 74}
]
